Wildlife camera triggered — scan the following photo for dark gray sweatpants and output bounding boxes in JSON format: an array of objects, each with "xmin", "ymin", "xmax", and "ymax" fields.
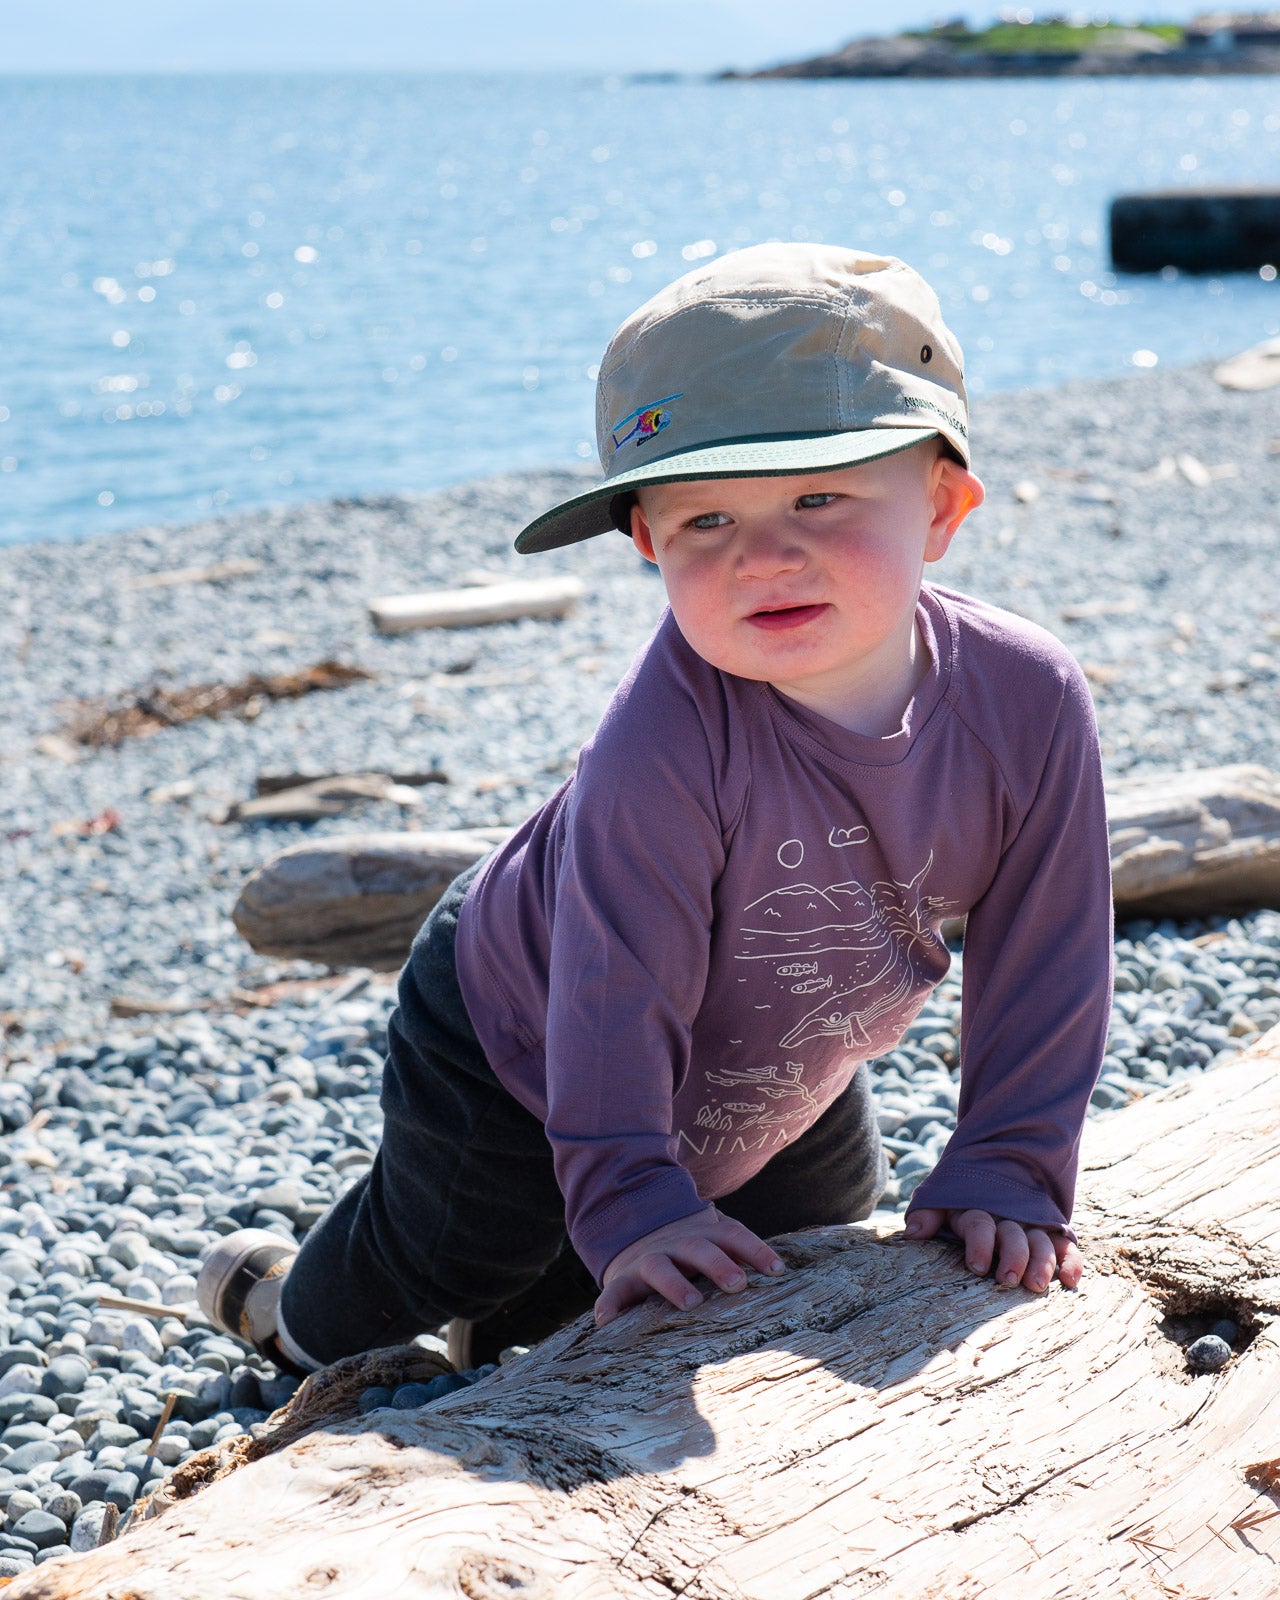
[{"xmin": 279, "ymin": 863, "xmax": 888, "ymax": 1365}]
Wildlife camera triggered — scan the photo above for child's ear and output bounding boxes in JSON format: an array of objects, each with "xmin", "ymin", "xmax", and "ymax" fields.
[
  {"xmin": 630, "ymin": 500, "xmax": 658, "ymax": 564},
  {"xmin": 925, "ymin": 456, "xmax": 985, "ymax": 563}
]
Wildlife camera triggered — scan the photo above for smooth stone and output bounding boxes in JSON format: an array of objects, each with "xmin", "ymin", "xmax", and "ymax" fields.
[
  {"xmin": 0, "ymin": 1557, "xmax": 33, "ymax": 1576},
  {"xmin": 3, "ymin": 1490, "xmax": 41, "ymax": 1522},
  {"xmin": 1, "ymin": 1425, "xmax": 51, "ymax": 1451},
  {"xmin": 0, "ymin": 1396, "xmax": 56, "ymax": 1426},
  {"xmin": 390, "ymin": 1383, "xmax": 433, "ymax": 1410},
  {"xmin": 103, "ymin": 1472, "xmax": 137, "ymax": 1510},
  {"xmin": 121, "ymin": 1321, "xmax": 165, "ymax": 1363},
  {"xmin": 0, "ymin": 1534, "xmax": 38, "ymax": 1554},
  {"xmin": 1209, "ymin": 1318, "xmax": 1239, "ymax": 1345},
  {"xmin": 68, "ymin": 1470, "xmax": 114, "ymax": 1505},
  {"xmin": 11, "ymin": 1509, "xmax": 68, "ymax": 1550},
  {"xmin": 3, "ymin": 1443, "xmax": 60, "ymax": 1474},
  {"xmin": 87, "ymin": 1422, "xmax": 140, "ymax": 1452},
  {"xmin": 0, "ymin": 1350, "xmax": 47, "ymax": 1380},
  {"xmin": 1187, "ymin": 1335, "xmax": 1232, "ymax": 1372},
  {"xmin": 358, "ymin": 1386, "xmax": 393, "ymax": 1414},
  {"xmin": 34, "ymin": 1544, "xmax": 72, "ymax": 1564},
  {"xmin": 40, "ymin": 1356, "xmax": 90, "ymax": 1399},
  {"xmin": 43, "ymin": 1490, "xmax": 80, "ymax": 1524},
  {"xmin": 69, "ymin": 1503, "xmax": 108, "ymax": 1551}
]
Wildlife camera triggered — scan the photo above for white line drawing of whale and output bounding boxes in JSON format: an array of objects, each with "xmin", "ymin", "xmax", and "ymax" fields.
[{"xmin": 774, "ymin": 857, "xmax": 947, "ymax": 1052}]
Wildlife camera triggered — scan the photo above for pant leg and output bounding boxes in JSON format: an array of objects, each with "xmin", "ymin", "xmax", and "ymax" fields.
[
  {"xmin": 716, "ymin": 1064, "xmax": 887, "ymax": 1239},
  {"xmin": 280, "ymin": 862, "xmax": 571, "ymax": 1365}
]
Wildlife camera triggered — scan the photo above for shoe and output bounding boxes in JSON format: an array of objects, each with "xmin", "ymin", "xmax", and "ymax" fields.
[
  {"xmin": 446, "ymin": 1246, "xmax": 598, "ymax": 1370},
  {"xmin": 198, "ymin": 1229, "xmax": 300, "ymax": 1366}
]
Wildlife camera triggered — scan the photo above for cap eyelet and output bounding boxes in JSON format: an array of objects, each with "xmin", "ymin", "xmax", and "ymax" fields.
[{"xmin": 920, "ymin": 344, "xmax": 933, "ymax": 364}]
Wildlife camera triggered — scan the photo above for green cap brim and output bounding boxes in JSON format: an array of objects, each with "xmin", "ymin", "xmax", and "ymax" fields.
[{"xmin": 515, "ymin": 426, "xmax": 942, "ymax": 554}]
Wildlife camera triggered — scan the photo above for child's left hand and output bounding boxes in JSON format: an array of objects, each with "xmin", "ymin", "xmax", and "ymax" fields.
[{"xmin": 904, "ymin": 1207, "xmax": 1083, "ymax": 1293}]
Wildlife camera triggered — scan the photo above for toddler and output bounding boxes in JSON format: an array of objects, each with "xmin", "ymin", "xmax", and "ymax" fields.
[{"xmin": 199, "ymin": 244, "xmax": 1112, "ymax": 1372}]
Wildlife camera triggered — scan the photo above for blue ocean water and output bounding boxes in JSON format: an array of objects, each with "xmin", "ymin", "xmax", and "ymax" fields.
[{"xmin": 2, "ymin": 70, "xmax": 1279, "ymax": 547}]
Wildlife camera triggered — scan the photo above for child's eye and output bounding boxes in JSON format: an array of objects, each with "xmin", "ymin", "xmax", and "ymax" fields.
[
  {"xmin": 687, "ymin": 512, "xmax": 732, "ymax": 531},
  {"xmin": 796, "ymin": 493, "xmax": 838, "ymax": 510}
]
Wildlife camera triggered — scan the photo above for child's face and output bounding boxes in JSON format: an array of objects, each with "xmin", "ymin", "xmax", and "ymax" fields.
[{"xmin": 631, "ymin": 444, "xmax": 983, "ymax": 725}]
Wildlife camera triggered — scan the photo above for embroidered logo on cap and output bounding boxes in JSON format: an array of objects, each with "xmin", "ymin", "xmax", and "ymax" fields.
[{"xmin": 611, "ymin": 393, "xmax": 683, "ymax": 451}]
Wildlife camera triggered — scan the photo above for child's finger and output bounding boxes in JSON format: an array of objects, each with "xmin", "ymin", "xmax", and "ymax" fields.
[
  {"xmin": 952, "ymin": 1209, "xmax": 997, "ymax": 1275},
  {"xmin": 903, "ymin": 1207, "xmax": 946, "ymax": 1240},
  {"xmin": 712, "ymin": 1221, "xmax": 786, "ymax": 1277},
  {"xmin": 668, "ymin": 1237, "xmax": 748, "ymax": 1295},
  {"xmin": 993, "ymin": 1219, "xmax": 1031, "ymax": 1288},
  {"xmin": 1022, "ymin": 1228, "xmax": 1058, "ymax": 1293},
  {"xmin": 1053, "ymin": 1236, "xmax": 1085, "ymax": 1289}
]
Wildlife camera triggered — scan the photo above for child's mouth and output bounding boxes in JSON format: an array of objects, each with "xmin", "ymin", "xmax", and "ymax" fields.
[{"xmin": 747, "ymin": 603, "xmax": 828, "ymax": 632}]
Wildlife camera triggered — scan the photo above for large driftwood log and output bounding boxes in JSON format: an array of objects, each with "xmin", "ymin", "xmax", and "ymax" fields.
[
  {"xmin": 1107, "ymin": 763, "xmax": 1280, "ymax": 919},
  {"xmin": 20, "ymin": 1024, "xmax": 1280, "ymax": 1599},
  {"xmin": 233, "ymin": 764, "xmax": 1280, "ymax": 969},
  {"xmin": 230, "ymin": 828, "xmax": 510, "ymax": 968}
]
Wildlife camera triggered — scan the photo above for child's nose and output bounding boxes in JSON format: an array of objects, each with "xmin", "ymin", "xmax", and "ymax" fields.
[{"xmin": 736, "ymin": 523, "xmax": 805, "ymax": 578}]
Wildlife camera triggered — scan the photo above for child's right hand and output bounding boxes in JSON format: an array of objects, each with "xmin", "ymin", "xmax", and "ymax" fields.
[{"xmin": 595, "ymin": 1207, "xmax": 786, "ymax": 1326}]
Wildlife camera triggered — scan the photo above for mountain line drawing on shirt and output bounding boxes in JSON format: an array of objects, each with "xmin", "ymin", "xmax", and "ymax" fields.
[{"xmin": 736, "ymin": 851, "xmax": 949, "ymax": 1053}]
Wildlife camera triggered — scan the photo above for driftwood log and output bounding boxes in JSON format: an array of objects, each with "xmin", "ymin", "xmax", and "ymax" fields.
[
  {"xmin": 230, "ymin": 828, "xmax": 510, "ymax": 969},
  {"xmin": 21, "ymin": 1023, "xmax": 1280, "ymax": 1599},
  {"xmin": 368, "ymin": 576, "xmax": 585, "ymax": 635},
  {"xmin": 233, "ymin": 764, "xmax": 1280, "ymax": 969}
]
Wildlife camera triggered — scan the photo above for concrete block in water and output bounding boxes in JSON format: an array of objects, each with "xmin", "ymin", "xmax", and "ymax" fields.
[{"xmin": 1110, "ymin": 187, "xmax": 1280, "ymax": 272}]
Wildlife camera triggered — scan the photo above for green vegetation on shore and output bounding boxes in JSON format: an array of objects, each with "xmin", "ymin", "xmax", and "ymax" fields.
[{"xmin": 908, "ymin": 19, "xmax": 1186, "ymax": 54}]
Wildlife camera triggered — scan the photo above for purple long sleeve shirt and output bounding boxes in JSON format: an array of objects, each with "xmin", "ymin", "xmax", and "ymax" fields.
[{"xmin": 454, "ymin": 583, "xmax": 1113, "ymax": 1280}]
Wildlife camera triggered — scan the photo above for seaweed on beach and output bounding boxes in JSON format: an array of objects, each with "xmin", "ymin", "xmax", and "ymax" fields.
[{"xmin": 60, "ymin": 659, "xmax": 376, "ymax": 747}]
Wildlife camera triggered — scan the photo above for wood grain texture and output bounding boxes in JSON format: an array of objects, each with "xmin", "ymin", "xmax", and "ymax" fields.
[{"xmin": 19, "ymin": 1026, "xmax": 1280, "ymax": 1599}]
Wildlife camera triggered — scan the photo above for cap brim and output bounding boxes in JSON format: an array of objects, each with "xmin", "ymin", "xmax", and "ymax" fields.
[{"xmin": 514, "ymin": 427, "xmax": 942, "ymax": 554}]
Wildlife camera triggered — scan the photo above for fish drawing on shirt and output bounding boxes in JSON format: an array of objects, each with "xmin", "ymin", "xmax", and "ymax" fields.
[{"xmin": 790, "ymin": 974, "xmax": 832, "ymax": 995}]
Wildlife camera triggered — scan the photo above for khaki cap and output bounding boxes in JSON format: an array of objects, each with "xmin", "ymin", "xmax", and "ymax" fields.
[{"xmin": 515, "ymin": 242, "xmax": 969, "ymax": 554}]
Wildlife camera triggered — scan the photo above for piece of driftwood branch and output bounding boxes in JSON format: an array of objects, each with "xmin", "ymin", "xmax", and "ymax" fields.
[
  {"xmin": 122, "ymin": 557, "xmax": 262, "ymax": 592},
  {"xmin": 367, "ymin": 576, "xmax": 585, "ymax": 635},
  {"xmin": 1108, "ymin": 762, "xmax": 1280, "ymax": 919},
  {"xmin": 254, "ymin": 770, "xmax": 448, "ymax": 796},
  {"xmin": 225, "ymin": 775, "xmax": 429, "ymax": 824},
  {"xmin": 231, "ymin": 766, "xmax": 1280, "ymax": 970},
  {"xmin": 22, "ymin": 1024, "xmax": 1280, "ymax": 1599},
  {"xmin": 231, "ymin": 829, "xmax": 511, "ymax": 968}
]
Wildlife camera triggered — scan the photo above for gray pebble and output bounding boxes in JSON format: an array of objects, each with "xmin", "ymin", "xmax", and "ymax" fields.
[
  {"xmin": 69, "ymin": 1503, "xmax": 108, "ymax": 1551},
  {"xmin": 11, "ymin": 1510, "xmax": 70, "ymax": 1550},
  {"xmin": 1209, "ymin": 1318, "xmax": 1239, "ymax": 1345},
  {"xmin": 1186, "ymin": 1335, "xmax": 1232, "ymax": 1372}
]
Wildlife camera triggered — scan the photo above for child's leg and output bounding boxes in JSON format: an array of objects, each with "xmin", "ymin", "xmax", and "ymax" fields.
[
  {"xmin": 276, "ymin": 863, "xmax": 573, "ymax": 1366},
  {"xmin": 717, "ymin": 1064, "xmax": 888, "ymax": 1238}
]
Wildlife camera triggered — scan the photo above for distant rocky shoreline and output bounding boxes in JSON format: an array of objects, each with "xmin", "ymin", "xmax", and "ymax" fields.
[{"xmin": 729, "ymin": 28, "xmax": 1280, "ymax": 81}]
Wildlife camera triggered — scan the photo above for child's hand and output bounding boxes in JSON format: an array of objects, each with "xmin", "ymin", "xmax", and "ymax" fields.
[
  {"xmin": 595, "ymin": 1207, "xmax": 786, "ymax": 1326},
  {"xmin": 904, "ymin": 1207, "xmax": 1083, "ymax": 1293}
]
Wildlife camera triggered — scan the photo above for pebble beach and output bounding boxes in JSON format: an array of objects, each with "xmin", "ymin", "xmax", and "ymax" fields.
[{"xmin": 0, "ymin": 356, "xmax": 1278, "ymax": 1571}]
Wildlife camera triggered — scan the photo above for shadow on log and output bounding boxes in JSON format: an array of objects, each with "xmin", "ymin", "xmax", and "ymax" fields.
[
  {"xmin": 232, "ymin": 765, "xmax": 1280, "ymax": 969},
  {"xmin": 19, "ymin": 1025, "xmax": 1280, "ymax": 1598}
]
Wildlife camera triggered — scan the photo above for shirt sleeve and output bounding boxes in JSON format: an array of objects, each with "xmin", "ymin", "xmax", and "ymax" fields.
[
  {"xmin": 543, "ymin": 647, "xmax": 733, "ymax": 1281},
  {"xmin": 905, "ymin": 661, "xmax": 1113, "ymax": 1236}
]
